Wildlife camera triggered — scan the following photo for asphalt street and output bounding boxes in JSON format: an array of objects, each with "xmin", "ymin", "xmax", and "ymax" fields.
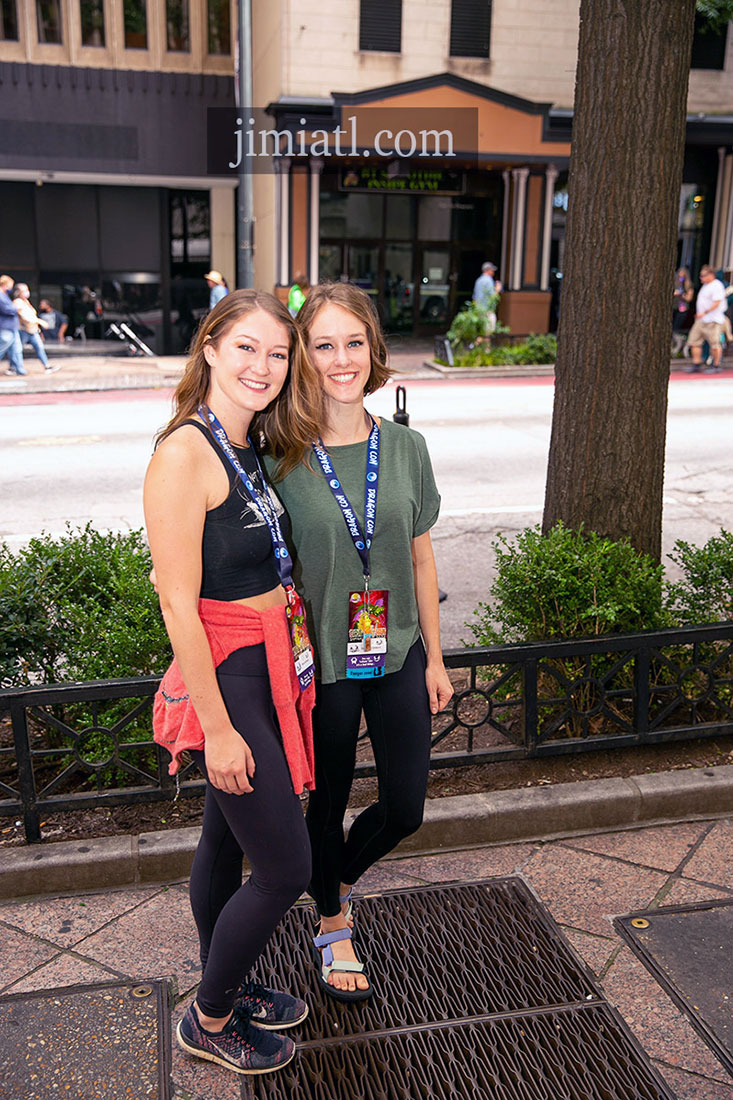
[{"xmin": 1, "ymin": 374, "xmax": 732, "ymax": 647}]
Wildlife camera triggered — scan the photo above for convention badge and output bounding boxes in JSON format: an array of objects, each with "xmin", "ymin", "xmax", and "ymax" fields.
[
  {"xmin": 285, "ymin": 589, "xmax": 315, "ymax": 691},
  {"xmin": 346, "ymin": 589, "xmax": 389, "ymax": 679}
]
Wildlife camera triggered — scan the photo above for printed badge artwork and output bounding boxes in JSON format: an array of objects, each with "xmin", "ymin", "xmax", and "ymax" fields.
[
  {"xmin": 286, "ymin": 591, "xmax": 316, "ymax": 690},
  {"xmin": 347, "ymin": 589, "xmax": 389, "ymax": 678}
]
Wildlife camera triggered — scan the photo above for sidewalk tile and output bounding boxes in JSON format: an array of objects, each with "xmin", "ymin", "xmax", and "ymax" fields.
[
  {"xmin": 388, "ymin": 843, "xmax": 536, "ymax": 884},
  {"xmin": 656, "ymin": 1063, "xmax": 733, "ymax": 1099},
  {"xmin": 354, "ymin": 864, "xmax": 427, "ymax": 893},
  {"xmin": 562, "ymin": 928, "xmax": 618, "ymax": 976},
  {"xmin": 6, "ymin": 954, "xmax": 120, "ymax": 994},
  {"xmin": 0, "ymin": 886, "xmax": 159, "ymax": 948},
  {"xmin": 601, "ymin": 946, "xmax": 730, "ymax": 1082},
  {"xmin": 521, "ymin": 844, "xmax": 667, "ymax": 935},
  {"xmin": 74, "ymin": 884, "xmax": 200, "ymax": 993},
  {"xmin": 563, "ymin": 821, "xmax": 709, "ymax": 873},
  {"xmin": 681, "ymin": 820, "xmax": 733, "ymax": 890},
  {"xmin": 0, "ymin": 927, "xmax": 59, "ymax": 992},
  {"xmin": 663, "ymin": 877, "xmax": 733, "ymax": 906}
]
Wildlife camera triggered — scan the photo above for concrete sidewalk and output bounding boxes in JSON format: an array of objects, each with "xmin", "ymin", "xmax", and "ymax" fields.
[
  {"xmin": 0, "ymin": 341, "xmax": 440, "ymax": 396},
  {"xmin": 1, "ymin": 343, "xmax": 730, "ymax": 396},
  {"xmin": 0, "ymin": 810, "xmax": 731, "ymax": 1098}
]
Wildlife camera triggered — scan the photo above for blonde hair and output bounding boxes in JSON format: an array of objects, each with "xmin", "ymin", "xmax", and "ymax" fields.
[
  {"xmin": 157, "ymin": 289, "xmax": 323, "ymax": 477},
  {"xmin": 296, "ymin": 282, "xmax": 392, "ymax": 395}
]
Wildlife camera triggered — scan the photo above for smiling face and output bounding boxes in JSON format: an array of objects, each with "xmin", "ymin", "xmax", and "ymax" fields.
[
  {"xmin": 307, "ymin": 303, "xmax": 372, "ymax": 411},
  {"xmin": 203, "ymin": 307, "xmax": 290, "ymax": 435}
]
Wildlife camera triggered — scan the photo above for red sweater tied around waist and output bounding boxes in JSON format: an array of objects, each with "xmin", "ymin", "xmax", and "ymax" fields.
[{"xmin": 152, "ymin": 598, "xmax": 315, "ymax": 795}]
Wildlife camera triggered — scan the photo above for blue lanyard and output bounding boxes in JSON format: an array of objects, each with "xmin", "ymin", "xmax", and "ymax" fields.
[
  {"xmin": 198, "ymin": 405, "xmax": 294, "ymax": 591},
  {"xmin": 311, "ymin": 417, "xmax": 380, "ymax": 584}
]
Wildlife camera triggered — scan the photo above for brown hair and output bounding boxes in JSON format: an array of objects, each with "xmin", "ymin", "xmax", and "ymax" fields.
[
  {"xmin": 296, "ymin": 282, "xmax": 392, "ymax": 395},
  {"xmin": 156, "ymin": 289, "xmax": 323, "ymax": 477}
]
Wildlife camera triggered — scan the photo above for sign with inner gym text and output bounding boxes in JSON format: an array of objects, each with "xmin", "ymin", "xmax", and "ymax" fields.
[{"xmin": 339, "ymin": 167, "xmax": 465, "ymax": 194}]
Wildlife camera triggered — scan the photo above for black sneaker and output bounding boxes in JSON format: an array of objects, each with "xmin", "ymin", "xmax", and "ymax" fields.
[
  {"xmin": 236, "ymin": 979, "xmax": 308, "ymax": 1030},
  {"xmin": 176, "ymin": 1002, "xmax": 295, "ymax": 1075}
]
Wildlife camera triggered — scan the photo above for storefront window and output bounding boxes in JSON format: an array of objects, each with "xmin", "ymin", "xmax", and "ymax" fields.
[
  {"xmin": 124, "ymin": 0, "xmax": 147, "ymax": 49},
  {"xmin": 417, "ymin": 196, "xmax": 452, "ymax": 240},
  {"xmin": 385, "ymin": 195, "xmax": 413, "ymax": 240},
  {"xmin": 207, "ymin": 0, "xmax": 230, "ymax": 55},
  {"xmin": 80, "ymin": 0, "xmax": 105, "ymax": 47},
  {"xmin": 36, "ymin": 0, "xmax": 62, "ymax": 43},
  {"xmin": 166, "ymin": 0, "xmax": 189, "ymax": 51},
  {"xmin": 0, "ymin": 0, "xmax": 19, "ymax": 40},
  {"xmin": 320, "ymin": 192, "xmax": 384, "ymax": 239},
  {"xmin": 678, "ymin": 185, "xmax": 707, "ymax": 275},
  {"xmin": 170, "ymin": 192, "xmax": 211, "ymax": 266}
]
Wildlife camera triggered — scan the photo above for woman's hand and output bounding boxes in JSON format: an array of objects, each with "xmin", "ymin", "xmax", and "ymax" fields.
[
  {"xmin": 425, "ymin": 662, "xmax": 453, "ymax": 715},
  {"xmin": 204, "ymin": 725, "xmax": 256, "ymax": 795}
]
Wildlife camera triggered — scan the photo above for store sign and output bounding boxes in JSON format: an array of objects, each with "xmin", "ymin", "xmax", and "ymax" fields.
[{"xmin": 340, "ymin": 166, "xmax": 465, "ymax": 195}]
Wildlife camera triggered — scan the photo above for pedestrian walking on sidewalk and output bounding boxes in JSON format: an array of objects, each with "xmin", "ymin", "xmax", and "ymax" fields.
[
  {"xmin": 686, "ymin": 264, "xmax": 726, "ymax": 372},
  {"xmin": 12, "ymin": 283, "xmax": 61, "ymax": 373},
  {"xmin": 146, "ymin": 290, "xmax": 323, "ymax": 1076},
  {"xmin": 204, "ymin": 270, "xmax": 229, "ymax": 312},
  {"xmin": 269, "ymin": 282, "xmax": 453, "ymax": 1001},
  {"xmin": 0, "ymin": 275, "xmax": 26, "ymax": 376}
]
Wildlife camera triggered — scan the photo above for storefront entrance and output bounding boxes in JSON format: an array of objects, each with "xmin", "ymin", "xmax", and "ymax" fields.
[{"xmin": 318, "ymin": 170, "xmax": 502, "ymax": 334}]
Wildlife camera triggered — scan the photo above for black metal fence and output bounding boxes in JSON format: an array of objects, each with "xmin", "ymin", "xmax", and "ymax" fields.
[{"xmin": 2, "ymin": 622, "xmax": 732, "ymax": 844}]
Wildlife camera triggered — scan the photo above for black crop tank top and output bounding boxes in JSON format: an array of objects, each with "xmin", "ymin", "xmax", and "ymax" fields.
[{"xmin": 181, "ymin": 418, "xmax": 290, "ymax": 601}]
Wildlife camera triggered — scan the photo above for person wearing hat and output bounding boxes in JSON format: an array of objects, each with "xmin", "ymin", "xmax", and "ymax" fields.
[
  {"xmin": 205, "ymin": 271, "xmax": 229, "ymax": 312},
  {"xmin": 472, "ymin": 262, "xmax": 502, "ymax": 335}
]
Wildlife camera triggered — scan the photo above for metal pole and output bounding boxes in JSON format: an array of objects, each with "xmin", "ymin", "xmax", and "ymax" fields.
[{"xmin": 237, "ymin": 0, "xmax": 254, "ymax": 288}]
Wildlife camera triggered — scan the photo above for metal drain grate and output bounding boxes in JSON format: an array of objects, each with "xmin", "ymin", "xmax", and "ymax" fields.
[
  {"xmin": 247, "ymin": 1007, "xmax": 672, "ymax": 1100},
  {"xmin": 242, "ymin": 878, "xmax": 674, "ymax": 1100},
  {"xmin": 615, "ymin": 898, "xmax": 733, "ymax": 1076},
  {"xmin": 0, "ymin": 978, "xmax": 171, "ymax": 1100},
  {"xmin": 252, "ymin": 879, "xmax": 599, "ymax": 1042}
]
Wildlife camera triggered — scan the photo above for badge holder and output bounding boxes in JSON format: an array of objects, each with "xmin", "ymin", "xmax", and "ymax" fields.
[{"xmin": 346, "ymin": 578, "xmax": 388, "ymax": 679}]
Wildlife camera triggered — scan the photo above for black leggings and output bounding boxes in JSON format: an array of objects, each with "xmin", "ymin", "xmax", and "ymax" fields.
[
  {"xmin": 189, "ymin": 645, "xmax": 311, "ymax": 1018},
  {"xmin": 306, "ymin": 640, "xmax": 432, "ymax": 917}
]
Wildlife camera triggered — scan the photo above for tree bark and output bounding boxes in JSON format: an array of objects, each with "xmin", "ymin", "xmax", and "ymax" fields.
[{"xmin": 542, "ymin": 0, "xmax": 697, "ymax": 561}]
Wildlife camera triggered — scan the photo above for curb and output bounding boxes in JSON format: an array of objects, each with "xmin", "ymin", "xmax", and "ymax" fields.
[{"xmin": 2, "ymin": 763, "xmax": 732, "ymax": 900}]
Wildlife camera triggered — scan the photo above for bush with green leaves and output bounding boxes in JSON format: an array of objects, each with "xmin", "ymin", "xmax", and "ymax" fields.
[
  {"xmin": 467, "ymin": 522, "xmax": 667, "ymax": 646},
  {"xmin": 450, "ymin": 333, "xmax": 557, "ymax": 368},
  {"xmin": 0, "ymin": 525, "xmax": 171, "ymax": 787},
  {"xmin": 666, "ymin": 529, "xmax": 733, "ymax": 625},
  {"xmin": 0, "ymin": 524, "xmax": 170, "ymax": 687}
]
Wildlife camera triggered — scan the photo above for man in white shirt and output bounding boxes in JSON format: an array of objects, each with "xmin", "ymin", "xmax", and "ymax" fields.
[{"xmin": 686, "ymin": 265, "xmax": 726, "ymax": 372}]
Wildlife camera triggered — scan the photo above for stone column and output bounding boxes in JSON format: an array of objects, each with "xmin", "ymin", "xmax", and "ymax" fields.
[
  {"xmin": 309, "ymin": 157, "xmax": 324, "ymax": 286},
  {"xmin": 540, "ymin": 164, "xmax": 559, "ymax": 291},
  {"xmin": 510, "ymin": 167, "xmax": 529, "ymax": 290},
  {"xmin": 279, "ymin": 156, "xmax": 292, "ymax": 287}
]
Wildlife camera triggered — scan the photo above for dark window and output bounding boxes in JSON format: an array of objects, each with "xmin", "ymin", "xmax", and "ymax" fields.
[
  {"xmin": 36, "ymin": 0, "xmax": 62, "ymax": 43},
  {"xmin": 124, "ymin": 0, "xmax": 148, "ymax": 49},
  {"xmin": 166, "ymin": 0, "xmax": 189, "ymax": 51},
  {"xmin": 0, "ymin": 0, "xmax": 19, "ymax": 40},
  {"xmin": 690, "ymin": 12, "xmax": 728, "ymax": 70},
  {"xmin": 450, "ymin": 0, "xmax": 491, "ymax": 59},
  {"xmin": 80, "ymin": 0, "xmax": 105, "ymax": 47},
  {"xmin": 207, "ymin": 0, "xmax": 230, "ymax": 55},
  {"xmin": 359, "ymin": 0, "xmax": 402, "ymax": 53}
]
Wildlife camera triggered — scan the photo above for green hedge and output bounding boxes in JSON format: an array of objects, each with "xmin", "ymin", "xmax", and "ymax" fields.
[{"xmin": 0, "ymin": 524, "xmax": 171, "ymax": 688}]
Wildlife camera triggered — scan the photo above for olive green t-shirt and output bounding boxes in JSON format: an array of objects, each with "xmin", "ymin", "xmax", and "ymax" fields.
[{"xmin": 265, "ymin": 419, "xmax": 440, "ymax": 684}]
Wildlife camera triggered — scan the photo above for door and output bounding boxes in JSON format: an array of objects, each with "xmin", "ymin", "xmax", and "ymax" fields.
[{"xmin": 416, "ymin": 246, "xmax": 452, "ymax": 331}]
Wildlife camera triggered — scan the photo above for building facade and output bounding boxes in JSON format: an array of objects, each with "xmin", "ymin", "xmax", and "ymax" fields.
[{"xmin": 2, "ymin": 1, "xmax": 733, "ymax": 346}]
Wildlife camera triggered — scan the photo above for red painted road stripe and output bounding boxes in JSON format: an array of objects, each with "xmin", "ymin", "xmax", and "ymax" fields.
[{"xmin": 1, "ymin": 369, "xmax": 732, "ymax": 407}]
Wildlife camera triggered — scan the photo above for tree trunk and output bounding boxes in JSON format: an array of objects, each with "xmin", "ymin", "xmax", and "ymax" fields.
[{"xmin": 542, "ymin": 0, "xmax": 696, "ymax": 561}]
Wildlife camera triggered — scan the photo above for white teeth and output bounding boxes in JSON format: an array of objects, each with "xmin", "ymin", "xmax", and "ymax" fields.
[
  {"xmin": 331, "ymin": 373, "xmax": 357, "ymax": 383},
  {"xmin": 241, "ymin": 379, "xmax": 268, "ymax": 390}
]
